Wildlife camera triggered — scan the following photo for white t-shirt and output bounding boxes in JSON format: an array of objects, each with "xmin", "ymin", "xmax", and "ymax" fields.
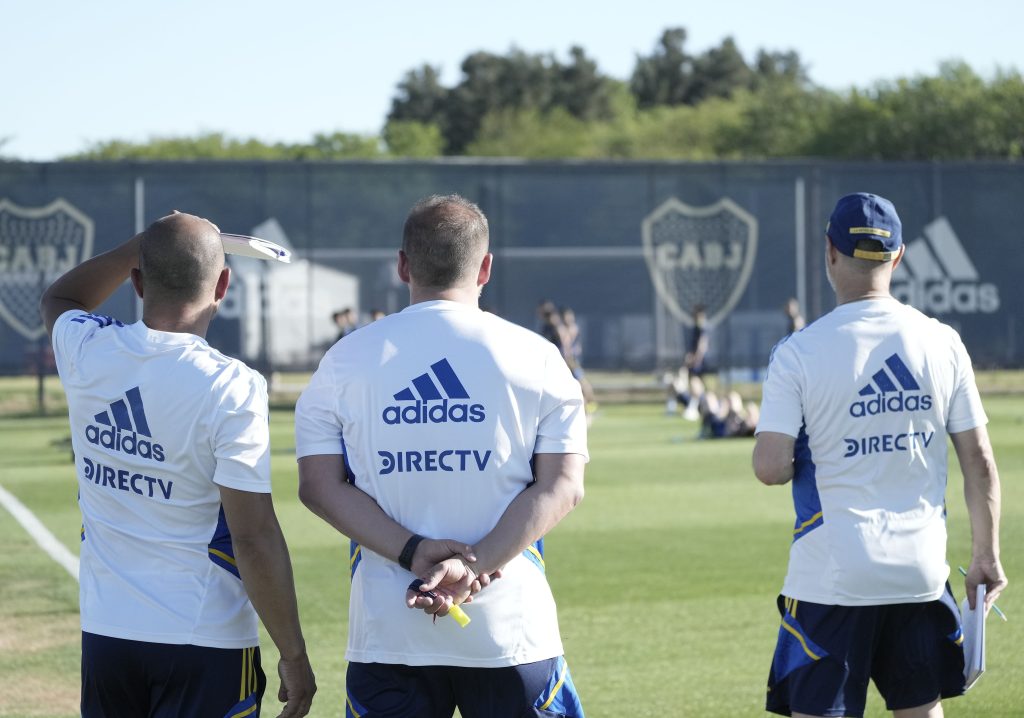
[
  {"xmin": 52, "ymin": 310, "xmax": 271, "ymax": 648},
  {"xmin": 294, "ymin": 300, "xmax": 589, "ymax": 667},
  {"xmin": 758, "ymin": 298, "xmax": 987, "ymax": 606}
]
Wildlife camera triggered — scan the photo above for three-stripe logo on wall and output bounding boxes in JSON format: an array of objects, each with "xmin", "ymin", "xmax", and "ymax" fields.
[
  {"xmin": 891, "ymin": 217, "xmax": 1000, "ymax": 314},
  {"xmin": 84, "ymin": 386, "xmax": 166, "ymax": 461},
  {"xmin": 849, "ymin": 353, "xmax": 932, "ymax": 418},
  {"xmin": 382, "ymin": 358, "xmax": 486, "ymax": 425}
]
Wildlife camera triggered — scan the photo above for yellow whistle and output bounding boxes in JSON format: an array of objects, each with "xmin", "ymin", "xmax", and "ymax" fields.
[{"xmin": 447, "ymin": 604, "xmax": 471, "ymax": 628}]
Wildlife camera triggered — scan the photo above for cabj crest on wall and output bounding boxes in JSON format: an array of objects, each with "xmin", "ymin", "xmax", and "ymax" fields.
[
  {"xmin": 0, "ymin": 198, "xmax": 94, "ymax": 339},
  {"xmin": 642, "ymin": 197, "xmax": 758, "ymax": 327}
]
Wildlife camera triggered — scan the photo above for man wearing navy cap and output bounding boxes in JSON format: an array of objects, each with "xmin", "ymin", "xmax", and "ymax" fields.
[{"xmin": 752, "ymin": 193, "xmax": 1006, "ymax": 718}]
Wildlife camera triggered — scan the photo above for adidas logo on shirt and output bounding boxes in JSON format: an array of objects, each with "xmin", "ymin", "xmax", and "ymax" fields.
[
  {"xmin": 85, "ymin": 386, "xmax": 166, "ymax": 461},
  {"xmin": 849, "ymin": 354, "xmax": 933, "ymax": 418},
  {"xmin": 70, "ymin": 313, "xmax": 125, "ymax": 328},
  {"xmin": 382, "ymin": 359, "xmax": 486, "ymax": 425},
  {"xmin": 891, "ymin": 217, "xmax": 1000, "ymax": 314}
]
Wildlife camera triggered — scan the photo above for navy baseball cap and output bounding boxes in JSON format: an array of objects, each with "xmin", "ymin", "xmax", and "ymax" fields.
[{"xmin": 825, "ymin": 192, "xmax": 902, "ymax": 261}]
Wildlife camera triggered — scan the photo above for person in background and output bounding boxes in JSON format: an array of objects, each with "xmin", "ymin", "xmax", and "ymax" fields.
[
  {"xmin": 699, "ymin": 389, "xmax": 759, "ymax": 438},
  {"xmin": 686, "ymin": 305, "xmax": 710, "ymax": 377},
  {"xmin": 332, "ymin": 307, "xmax": 357, "ymax": 341},
  {"xmin": 785, "ymin": 297, "xmax": 806, "ymax": 335},
  {"xmin": 560, "ymin": 307, "xmax": 597, "ymax": 420},
  {"xmin": 663, "ymin": 365, "xmax": 703, "ymax": 420}
]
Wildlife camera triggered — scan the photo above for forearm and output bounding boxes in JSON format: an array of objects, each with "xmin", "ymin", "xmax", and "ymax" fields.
[
  {"xmin": 472, "ymin": 460, "xmax": 584, "ymax": 575},
  {"xmin": 41, "ymin": 233, "xmax": 141, "ymax": 332},
  {"xmin": 949, "ymin": 426, "xmax": 1007, "ymax": 608},
  {"xmin": 952, "ymin": 427, "xmax": 1002, "ymax": 561},
  {"xmin": 299, "ymin": 468, "xmax": 413, "ymax": 564},
  {"xmin": 963, "ymin": 460, "xmax": 1001, "ymax": 563},
  {"xmin": 232, "ymin": 521, "xmax": 307, "ymax": 660}
]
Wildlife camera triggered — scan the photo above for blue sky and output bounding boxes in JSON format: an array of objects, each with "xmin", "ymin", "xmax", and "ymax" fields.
[{"xmin": 5, "ymin": 0, "xmax": 1024, "ymax": 160}]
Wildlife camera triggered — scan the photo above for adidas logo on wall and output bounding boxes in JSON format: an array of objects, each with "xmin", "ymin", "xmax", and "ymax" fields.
[
  {"xmin": 382, "ymin": 359, "xmax": 486, "ymax": 425},
  {"xmin": 85, "ymin": 386, "xmax": 166, "ymax": 461},
  {"xmin": 891, "ymin": 217, "xmax": 1000, "ymax": 314},
  {"xmin": 849, "ymin": 354, "xmax": 932, "ymax": 418}
]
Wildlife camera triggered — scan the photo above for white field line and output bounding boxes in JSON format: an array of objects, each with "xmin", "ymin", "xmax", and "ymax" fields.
[{"xmin": 0, "ymin": 482, "xmax": 79, "ymax": 581}]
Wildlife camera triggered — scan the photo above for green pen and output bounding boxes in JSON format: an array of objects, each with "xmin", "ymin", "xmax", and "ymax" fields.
[{"xmin": 958, "ymin": 566, "xmax": 1008, "ymax": 621}]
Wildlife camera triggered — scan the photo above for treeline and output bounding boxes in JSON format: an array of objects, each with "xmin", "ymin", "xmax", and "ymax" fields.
[{"xmin": 65, "ymin": 28, "xmax": 1024, "ymax": 161}]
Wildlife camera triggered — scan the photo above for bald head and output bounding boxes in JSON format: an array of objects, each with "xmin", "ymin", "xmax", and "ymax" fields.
[
  {"xmin": 402, "ymin": 195, "xmax": 489, "ymax": 289},
  {"xmin": 139, "ymin": 213, "xmax": 225, "ymax": 303}
]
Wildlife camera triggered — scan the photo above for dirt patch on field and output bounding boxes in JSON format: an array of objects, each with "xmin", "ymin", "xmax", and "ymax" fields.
[
  {"xmin": 0, "ymin": 612, "xmax": 78, "ymax": 653},
  {"xmin": 0, "ymin": 614, "xmax": 79, "ymax": 715},
  {"xmin": 0, "ymin": 671, "xmax": 78, "ymax": 716}
]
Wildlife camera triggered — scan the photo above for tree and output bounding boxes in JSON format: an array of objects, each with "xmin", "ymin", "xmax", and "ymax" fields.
[
  {"xmin": 630, "ymin": 27, "xmax": 693, "ymax": 109},
  {"xmin": 686, "ymin": 37, "xmax": 753, "ymax": 104},
  {"xmin": 553, "ymin": 46, "xmax": 618, "ymax": 121},
  {"xmin": 54, "ymin": 31, "xmax": 1024, "ymax": 163},
  {"xmin": 630, "ymin": 30, "xmax": 810, "ymax": 109},
  {"xmin": 809, "ymin": 62, "xmax": 1024, "ymax": 160},
  {"xmin": 467, "ymin": 107, "xmax": 594, "ymax": 158},
  {"xmin": 754, "ymin": 50, "xmax": 810, "ymax": 88},
  {"xmin": 297, "ymin": 132, "xmax": 382, "ymax": 159},
  {"xmin": 722, "ymin": 85, "xmax": 837, "ymax": 158},
  {"xmin": 65, "ymin": 133, "xmax": 289, "ymax": 160},
  {"xmin": 64, "ymin": 131, "xmax": 384, "ymax": 161},
  {"xmin": 387, "ymin": 46, "xmax": 621, "ymax": 153},
  {"xmin": 387, "ymin": 65, "xmax": 449, "ymax": 129},
  {"xmin": 442, "ymin": 49, "xmax": 561, "ymax": 153},
  {"xmin": 383, "ymin": 121, "xmax": 444, "ymax": 157}
]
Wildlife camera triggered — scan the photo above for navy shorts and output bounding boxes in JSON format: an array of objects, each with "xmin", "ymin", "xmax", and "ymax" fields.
[
  {"xmin": 345, "ymin": 655, "xmax": 584, "ymax": 718},
  {"xmin": 81, "ymin": 632, "xmax": 266, "ymax": 718},
  {"xmin": 765, "ymin": 586, "xmax": 965, "ymax": 717}
]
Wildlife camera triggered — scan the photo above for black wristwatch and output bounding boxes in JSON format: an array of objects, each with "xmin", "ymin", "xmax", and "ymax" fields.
[{"xmin": 398, "ymin": 534, "xmax": 426, "ymax": 571}]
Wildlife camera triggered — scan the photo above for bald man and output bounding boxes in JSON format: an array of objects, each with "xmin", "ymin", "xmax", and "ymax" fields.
[{"xmin": 41, "ymin": 213, "xmax": 316, "ymax": 718}]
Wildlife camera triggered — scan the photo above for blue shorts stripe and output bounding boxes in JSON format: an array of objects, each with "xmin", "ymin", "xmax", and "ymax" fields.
[
  {"xmin": 346, "ymin": 687, "xmax": 369, "ymax": 717},
  {"xmin": 770, "ymin": 604, "xmax": 829, "ymax": 686},
  {"xmin": 223, "ymin": 692, "xmax": 258, "ymax": 718},
  {"xmin": 534, "ymin": 655, "xmax": 585, "ymax": 716}
]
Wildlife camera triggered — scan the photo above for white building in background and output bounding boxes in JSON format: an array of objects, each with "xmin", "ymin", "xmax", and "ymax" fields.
[{"xmin": 219, "ymin": 218, "xmax": 359, "ymax": 368}]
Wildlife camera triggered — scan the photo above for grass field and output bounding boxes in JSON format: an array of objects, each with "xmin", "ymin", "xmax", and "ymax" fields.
[{"xmin": 0, "ymin": 377, "xmax": 1021, "ymax": 717}]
